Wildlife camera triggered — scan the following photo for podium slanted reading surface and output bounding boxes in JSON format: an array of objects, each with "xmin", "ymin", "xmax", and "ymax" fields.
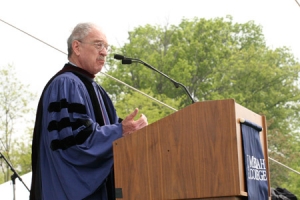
[{"xmin": 113, "ymin": 99, "xmax": 270, "ymax": 200}]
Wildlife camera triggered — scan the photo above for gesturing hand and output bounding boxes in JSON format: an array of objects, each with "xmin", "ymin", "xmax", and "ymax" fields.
[{"xmin": 122, "ymin": 108, "xmax": 148, "ymax": 136}]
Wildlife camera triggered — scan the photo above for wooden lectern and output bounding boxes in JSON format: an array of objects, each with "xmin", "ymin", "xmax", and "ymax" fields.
[{"xmin": 113, "ymin": 99, "xmax": 270, "ymax": 199}]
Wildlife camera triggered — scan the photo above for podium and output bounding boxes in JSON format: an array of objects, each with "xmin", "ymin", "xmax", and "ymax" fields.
[{"xmin": 113, "ymin": 99, "xmax": 270, "ymax": 199}]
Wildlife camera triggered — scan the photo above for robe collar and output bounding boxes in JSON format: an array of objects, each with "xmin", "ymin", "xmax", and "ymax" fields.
[{"xmin": 62, "ymin": 62, "xmax": 95, "ymax": 79}]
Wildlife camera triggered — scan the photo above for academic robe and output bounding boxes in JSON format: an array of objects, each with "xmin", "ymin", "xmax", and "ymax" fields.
[{"xmin": 30, "ymin": 63, "xmax": 123, "ymax": 200}]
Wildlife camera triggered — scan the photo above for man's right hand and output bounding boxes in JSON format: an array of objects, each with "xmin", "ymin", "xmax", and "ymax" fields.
[{"xmin": 121, "ymin": 108, "xmax": 148, "ymax": 136}]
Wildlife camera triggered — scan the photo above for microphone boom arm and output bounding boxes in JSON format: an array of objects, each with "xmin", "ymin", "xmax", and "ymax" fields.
[{"xmin": 131, "ymin": 58, "xmax": 196, "ymax": 104}]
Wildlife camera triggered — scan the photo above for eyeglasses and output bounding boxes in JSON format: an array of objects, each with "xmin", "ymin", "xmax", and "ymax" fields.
[{"xmin": 78, "ymin": 40, "xmax": 110, "ymax": 52}]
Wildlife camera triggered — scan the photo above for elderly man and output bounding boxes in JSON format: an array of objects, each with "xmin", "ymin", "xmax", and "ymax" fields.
[{"xmin": 30, "ymin": 22, "xmax": 148, "ymax": 200}]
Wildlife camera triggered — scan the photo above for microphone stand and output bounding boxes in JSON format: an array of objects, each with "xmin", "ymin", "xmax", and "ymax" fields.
[
  {"xmin": 0, "ymin": 152, "xmax": 30, "ymax": 200},
  {"xmin": 123, "ymin": 58, "xmax": 196, "ymax": 104}
]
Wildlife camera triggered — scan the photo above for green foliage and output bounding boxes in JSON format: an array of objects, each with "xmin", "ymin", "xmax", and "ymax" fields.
[
  {"xmin": 100, "ymin": 16, "xmax": 300, "ymax": 196},
  {"xmin": 10, "ymin": 127, "xmax": 33, "ymax": 175},
  {"xmin": 97, "ymin": 72, "xmax": 179, "ymax": 123},
  {"xmin": 114, "ymin": 89, "xmax": 179, "ymax": 124},
  {"xmin": 0, "ymin": 64, "xmax": 35, "ymax": 183}
]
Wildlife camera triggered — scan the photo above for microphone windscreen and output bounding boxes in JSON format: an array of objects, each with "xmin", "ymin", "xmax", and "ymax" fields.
[{"xmin": 114, "ymin": 54, "xmax": 125, "ymax": 60}]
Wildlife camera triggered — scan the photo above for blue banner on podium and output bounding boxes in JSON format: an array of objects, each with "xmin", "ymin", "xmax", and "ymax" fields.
[{"xmin": 240, "ymin": 119, "xmax": 268, "ymax": 200}]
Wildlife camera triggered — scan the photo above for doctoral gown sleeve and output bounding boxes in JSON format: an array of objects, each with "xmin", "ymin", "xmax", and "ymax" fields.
[{"xmin": 39, "ymin": 72, "xmax": 123, "ymax": 200}]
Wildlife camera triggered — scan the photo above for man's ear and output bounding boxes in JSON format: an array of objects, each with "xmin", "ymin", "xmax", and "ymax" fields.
[{"xmin": 72, "ymin": 40, "xmax": 81, "ymax": 56}]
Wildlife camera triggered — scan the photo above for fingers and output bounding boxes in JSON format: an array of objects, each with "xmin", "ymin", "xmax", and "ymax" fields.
[
  {"xmin": 139, "ymin": 114, "xmax": 148, "ymax": 125},
  {"xmin": 134, "ymin": 114, "xmax": 148, "ymax": 129},
  {"xmin": 125, "ymin": 108, "xmax": 139, "ymax": 121},
  {"xmin": 122, "ymin": 109, "xmax": 148, "ymax": 136}
]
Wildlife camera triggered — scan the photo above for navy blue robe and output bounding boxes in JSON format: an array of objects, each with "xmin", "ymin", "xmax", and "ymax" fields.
[{"xmin": 30, "ymin": 63, "xmax": 122, "ymax": 200}]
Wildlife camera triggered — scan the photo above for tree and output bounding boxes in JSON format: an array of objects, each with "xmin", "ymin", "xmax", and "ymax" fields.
[
  {"xmin": 0, "ymin": 64, "xmax": 36, "ymax": 183},
  {"xmin": 99, "ymin": 16, "xmax": 300, "ymax": 196}
]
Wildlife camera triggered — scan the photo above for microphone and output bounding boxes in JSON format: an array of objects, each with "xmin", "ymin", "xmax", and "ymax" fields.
[
  {"xmin": 114, "ymin": 54, "xmax": 132, "ymax": 64},
  {"xmin": 114, "ymin": 54, "xmax": 125, "ymax": 60},
  {"xmin": 113, "ymin": 54, "xmax": 132, "ymax": 64},
  {"xmin": 113, "ymin": 54, "xmax": 196, "ymax": 104}
]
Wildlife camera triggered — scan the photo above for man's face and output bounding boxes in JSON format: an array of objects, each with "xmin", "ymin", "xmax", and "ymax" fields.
[{"xmin": 76, "ymin": 27, "xmax": 109, "ymax": 75}]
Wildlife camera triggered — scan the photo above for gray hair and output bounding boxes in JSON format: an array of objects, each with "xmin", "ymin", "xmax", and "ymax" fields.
[{"xmin": 67, "ymin": 22, "xmax": 96, "ymax": 58}]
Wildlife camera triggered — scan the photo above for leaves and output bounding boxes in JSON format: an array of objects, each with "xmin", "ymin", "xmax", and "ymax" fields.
[
  {"xmin": 100, "ymin": 16, "xmax": 300, "ymax": 196},
  {"xmin": 0, "ymin": 64, "xmax": 36, "ymax": 183}
]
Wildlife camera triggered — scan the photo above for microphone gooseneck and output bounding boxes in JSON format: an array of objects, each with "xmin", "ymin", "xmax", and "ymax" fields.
[{"xmin": 113, "ymin": 54, "xmax": 196, "ymax": 104}]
